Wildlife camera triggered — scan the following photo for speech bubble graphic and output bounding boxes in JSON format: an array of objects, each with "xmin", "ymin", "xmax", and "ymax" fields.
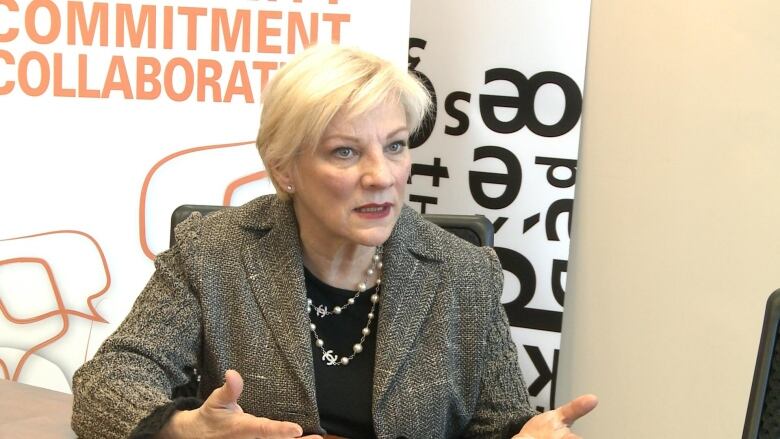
[
  {"xmin": 138, "ymin": 140, "xmax": 274, "ymax": 260},
  {"xmin": 0, "ymin": 230, "xmax": 110, "ymax": 383}
]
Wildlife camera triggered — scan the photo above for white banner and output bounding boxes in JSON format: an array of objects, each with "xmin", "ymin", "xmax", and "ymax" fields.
[
  {"xmin": 409, "ymin": 0, "xmax": 591, "ymax": 411},
  {"xmin": 0, "ymin": 0, "xmax": 410, "ymax": 392}
]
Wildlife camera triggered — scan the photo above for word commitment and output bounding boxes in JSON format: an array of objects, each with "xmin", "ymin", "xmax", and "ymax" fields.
[{"xmin": 0, "ymin": 1, "xmax": 351, "ymax": 101}]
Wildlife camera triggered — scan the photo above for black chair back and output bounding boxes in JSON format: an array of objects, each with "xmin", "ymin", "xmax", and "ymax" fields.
[
  {"xmin": 170, "ymin": 204, "xmax": 494, "ymax": 248},
  {"xmin": 744, "ymin": 288, "xmax": 780, "ymax": 439}
]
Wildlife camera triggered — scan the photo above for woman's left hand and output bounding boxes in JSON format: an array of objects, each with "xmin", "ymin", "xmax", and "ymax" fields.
[{"xmin": 511, "ymin": 394, "xmax": 598, "ymax": 439}]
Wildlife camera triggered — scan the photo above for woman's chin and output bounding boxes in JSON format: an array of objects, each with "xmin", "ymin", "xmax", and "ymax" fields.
[
  {"xmin": 352, "ymin": 228, "xmax": 394, "ymax": 248},
  {"xmin": 347, "ymin": 214, "xmax": 399, "ymax": 247}
]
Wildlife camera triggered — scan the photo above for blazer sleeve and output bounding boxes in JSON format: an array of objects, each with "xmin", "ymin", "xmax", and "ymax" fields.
[
  {"xmin": 71, "ymin": 220, "xmax": 203, "ymax": 439},
  {"xmin": 462, "ymin": 247, "xmax": 538, "ymax": 438}
]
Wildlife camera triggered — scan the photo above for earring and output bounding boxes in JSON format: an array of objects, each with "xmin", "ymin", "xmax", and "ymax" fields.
[{"xmin": 286, "ymin": 184, "xmax": 294, "ymax": 192}]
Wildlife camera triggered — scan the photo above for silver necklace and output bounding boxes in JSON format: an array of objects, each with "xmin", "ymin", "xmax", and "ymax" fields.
[{"xmin": 307, "ymin": 247, "xmax": 382, "ymax": 366}]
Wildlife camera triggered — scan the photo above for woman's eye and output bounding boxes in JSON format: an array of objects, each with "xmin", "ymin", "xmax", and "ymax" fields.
[
  {"xmin": 387, "ymin": 140, "xmax": 407, "ymax": 153},
  {"xmin": 333, "ymin": 147, "xmax": 355, "ymax": 158}
]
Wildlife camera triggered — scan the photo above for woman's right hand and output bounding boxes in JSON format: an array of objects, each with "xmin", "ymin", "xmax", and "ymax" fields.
[{"xmin": 158, "ymin": 369, "xmax": 323, "ymax": 439}]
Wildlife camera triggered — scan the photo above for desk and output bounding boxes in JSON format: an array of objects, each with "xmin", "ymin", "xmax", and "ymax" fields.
[
  {"xmin": 0, "ymin": 379, "xmax": 76, "ymax": 438},
  {"xmin": 0, "ymin": 380, "xmax": 351, "ymax": 438}
]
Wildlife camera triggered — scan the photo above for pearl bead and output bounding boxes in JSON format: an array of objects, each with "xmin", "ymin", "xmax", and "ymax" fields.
[
  {"xmin": 370, "ymin": 294, "xmax": 379, "ymax": 303},
  {"xmin": 353, "ymin": 343, "xmax": 363, "ymax": 353},
  {"xmin": 373, "ymin": 254, "xmax": 380, "ymax": 262},
  {"xmin": 307, "ymin": 298, "xmax": 312, "ymax": 305},
  {"xmin": 358, "ymin": 282, "xmax": 367, "ymax": 292},
  {"xmin": 341, "ymin": 357, "xmax": 350, "ymax": 365},
  {"xmin": 367, "ymin": 268, "xmax": 375, "ymax": 276},
  {"xmin": 315, "ymin": 339, "xmax": 324, "ymax": 347},
  {"xmin": 376, "ymin": 278, "xmax": 381, "ymax": 285},
  {"xmin": 362, "ymin": 327, "xmax": 370, "ymax": 336},
  {"xmin": 310, "ymin": 323, "xmax": 316, "ymax": 331},
  {"xmin": 377, "ymin": 262, "xmax": 383, "ymax": 269},
  {"xmin": 347, "ymin": 298, "xmax": 355, "ymax": 305},
  {"xmin": 333, "ymin": 306, "xmax": 342, "ymax": 315},
  {"xmin": 368, "ymin": 312, "xmax": 374, "ymax": 319}
]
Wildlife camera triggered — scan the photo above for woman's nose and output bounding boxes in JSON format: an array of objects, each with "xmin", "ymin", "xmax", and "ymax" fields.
[{"xmin": 360, "ymin": 153, "xmax": 395, "ymax": 189}]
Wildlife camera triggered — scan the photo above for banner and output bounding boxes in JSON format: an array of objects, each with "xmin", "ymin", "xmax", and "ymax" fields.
[
  {"xmin": 408, "ymin": 0, "xmax": 591, "ymax": 411},
  {"xmin": 0, "ymin": 0, "xmax": 410, "ymax": 392}
]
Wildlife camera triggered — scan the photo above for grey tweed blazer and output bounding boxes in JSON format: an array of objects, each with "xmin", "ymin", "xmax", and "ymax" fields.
[{"xmin": 71, "ymin": 195, "xmax": 536, "ymax": 438}]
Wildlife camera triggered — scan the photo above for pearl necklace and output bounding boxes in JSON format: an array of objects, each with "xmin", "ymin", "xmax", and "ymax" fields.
[{"xmin": 307, "ymin": 247, "xmax": 382, "ymax": 366}]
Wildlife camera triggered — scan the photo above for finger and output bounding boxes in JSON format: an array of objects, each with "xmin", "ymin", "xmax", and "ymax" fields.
[
  {"xmin": 206, "ymin": 369, "xmax": 244, "ymax": 409},
  {"xmin": 254, "ymin": 417, "xmax": 304, "ymax": 438},
  {"xmin": 558, "ymin": 394, "xmax": 598, "ymax": 426}
]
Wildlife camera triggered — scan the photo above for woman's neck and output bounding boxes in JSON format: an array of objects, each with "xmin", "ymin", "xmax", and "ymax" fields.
[{"xmin": 299, "ymin": 236, "xmax": 380, "ymax": 290}]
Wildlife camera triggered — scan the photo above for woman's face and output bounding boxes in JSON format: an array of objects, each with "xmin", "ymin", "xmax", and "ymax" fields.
[{"xmin": 284, "ymin": 101, "xmax": 411, "ymax": 251}]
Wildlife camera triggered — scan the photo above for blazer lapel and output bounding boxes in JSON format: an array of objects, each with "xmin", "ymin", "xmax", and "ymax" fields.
[
  {"xmin": 239, "ymin": 199, "xmax": 319, "ymax": 425},
  {"xmin": 372, "ymin": 207, "xmax": 444, "ymax": 422}
]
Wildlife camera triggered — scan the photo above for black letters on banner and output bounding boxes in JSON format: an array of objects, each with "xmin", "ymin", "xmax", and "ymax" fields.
[
  {"xmin": 479, "ymin": 68, "xmax": 529, "ymax": 134},
  {"xmin": 545, "ymin": 198, "xmax": 573, "ymax": 242},
  {"xmin": 406, "ymin": 38, "xmax": 448, "ymax": 213},
  {"xmin": 468, "ymin": 145, "xmax": 521, "ymax": 209},
  {"xmin": 405, "ymin": 37, "xmax": 580, "ymax": 339},
  {"xmin": 551, "ymin": 259, "xmax": 567, "ymax": 306},
  {"xmin": 479, "ymin": 68, "xmax": 582, "ymax": 137},
  {"xmin": 409, "ymin": 157, "xmax": 448, "ymax": 187},
  {"xmin": 496, "ymin": 247, "xmax": 562, "ymax": 333},
  {"xmin": 524, "ymin": 345, "xmax": 559, "ymax": 411},
  {"xmin": 525, "ymin": 71, "xmax": 582, "ymax": 137},
  {"xmin": 444, "ymin": 91, "xmax": 471, "ymax": 136},
  {"xmin": 535, "ymin": 156, "xmax": 577, "ymax": 188},
  {"xmin": 408, "ymin": 195, "xmax": 437, "ymax": 214},
  {"xmin": 408, "ymin": 38, "xmax": 437, "ymax": 148},
  {"xmin": 406, "ymin": 156, "xmax": 450, "ymax": 212}
]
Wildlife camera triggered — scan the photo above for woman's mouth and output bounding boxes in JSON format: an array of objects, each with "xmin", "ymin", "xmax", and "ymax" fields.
[{"xmin": 354, "ymin": 203, "xmax": 392, "ymax": 218}]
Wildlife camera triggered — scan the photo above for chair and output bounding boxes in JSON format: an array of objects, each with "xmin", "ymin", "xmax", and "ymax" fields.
[
  {"xmin": 170, "ymin": 204, "xmax": 494, "ymax": 248},
  {"xmin": 744, "ymin": 288, "xmax": 780, "ymax": 439}
]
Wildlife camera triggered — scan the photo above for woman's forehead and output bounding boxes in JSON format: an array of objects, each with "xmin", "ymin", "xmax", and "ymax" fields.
[{"xmin": 325, "ymin": 102, "xmax": 408, "ymax": 136}]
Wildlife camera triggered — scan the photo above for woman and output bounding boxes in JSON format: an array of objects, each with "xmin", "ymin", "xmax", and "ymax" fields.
[{"xmin": 71, "ymin": 45, "xmax": 596, "ymax": 438}]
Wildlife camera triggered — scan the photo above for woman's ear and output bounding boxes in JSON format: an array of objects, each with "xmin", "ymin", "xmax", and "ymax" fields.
[{"xmin": 272, "ymin": 164, "xmax": 296, "ymax": 194}]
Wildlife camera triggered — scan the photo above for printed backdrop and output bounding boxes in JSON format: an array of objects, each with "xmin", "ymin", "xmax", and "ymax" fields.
[
  {"xmin": 0, "ymin": 0, "xmax": 410, "ymax": 392},
  {"xmin": 408, "ymin": 0, "xmax": 591, "ymax": 411},
  {"xmin": 0, "ymin": 0, "xmax": 591, "ymax": 413}
]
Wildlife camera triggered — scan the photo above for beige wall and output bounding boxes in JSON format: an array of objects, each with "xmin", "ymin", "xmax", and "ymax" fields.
[{"xmin": 557, "ymin": 1, "xmax": 780, "ymax": 437}]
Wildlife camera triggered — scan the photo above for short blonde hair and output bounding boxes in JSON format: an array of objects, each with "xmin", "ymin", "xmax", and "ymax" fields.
[{"xmin": 256, "ymin": 44, "xmax": 432, "ymax": 200}]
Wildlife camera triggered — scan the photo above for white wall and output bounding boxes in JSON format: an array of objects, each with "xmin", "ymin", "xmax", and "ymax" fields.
[{"xmin": 557, "ymin": 1, "xmax": 780, "ymax": 437}]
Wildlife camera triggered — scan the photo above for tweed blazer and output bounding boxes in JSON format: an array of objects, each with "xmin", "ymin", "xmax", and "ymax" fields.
[{"xmin": 71, "ymin": 195, "xmax": 536, "ymax": 438}]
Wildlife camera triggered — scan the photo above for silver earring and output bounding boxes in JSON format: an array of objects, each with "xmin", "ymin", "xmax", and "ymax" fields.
[{"xmin": 286, "ymin": 185, "xmax": 294, "ymax": 192}]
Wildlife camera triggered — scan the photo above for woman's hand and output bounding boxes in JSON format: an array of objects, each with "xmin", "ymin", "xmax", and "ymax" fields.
[
  {"xmin": 512, "ymin": 394, "xmax": 598, "ymax": 439},
  {"xmin": 158, "ymin": 369, "xmax": 323, "ymax": 439}
]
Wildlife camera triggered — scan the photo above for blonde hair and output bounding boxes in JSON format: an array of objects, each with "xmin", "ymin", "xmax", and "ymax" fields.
[{"xmin": 256, "ymin": 44, "xmax": 432, "ymax": 200}]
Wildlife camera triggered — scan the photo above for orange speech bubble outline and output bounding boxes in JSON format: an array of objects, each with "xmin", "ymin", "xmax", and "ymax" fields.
[
  {"xmin": 0, "ymin": 230, "xmax": 112, "ymax": 381},
  {"xmin": 138, "ymin": 140, "xmax": 268, "ymax": 260},
  {"xmin": 0, "ymin": 257, "xmax": 70, "ymax": 382},
  {"xmin": 0, "ymin": 230, "xmax": 111, "ymax": 323}
]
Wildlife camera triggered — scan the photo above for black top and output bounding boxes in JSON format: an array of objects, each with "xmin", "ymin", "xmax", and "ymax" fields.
[{"xmin": 305, "ymin": 268, "xmax": 379, "ymax": 439}]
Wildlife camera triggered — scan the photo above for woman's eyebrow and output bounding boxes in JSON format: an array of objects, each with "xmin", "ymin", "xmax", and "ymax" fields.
[
  {"xmin": 386, "ymin": 126, "xmax": 410, "ymax": 139},
  {"xmin": 323, "ymin": 126, "xmax": 409, "ymax": 143},
  {"xmin": 323, "ymin": 133, "xmax": 360, "ymax": 143}
]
